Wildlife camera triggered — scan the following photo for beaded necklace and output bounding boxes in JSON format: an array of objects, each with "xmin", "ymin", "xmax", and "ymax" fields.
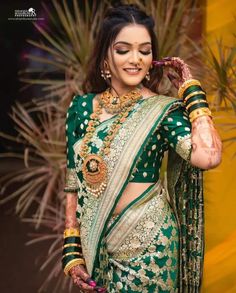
[{"xmin": 80, "ymin": 90, "xmax": 142, "ymax": 197}]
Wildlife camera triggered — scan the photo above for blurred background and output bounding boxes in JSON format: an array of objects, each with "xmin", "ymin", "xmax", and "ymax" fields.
[{"xmin": 0, "ymin": 0, "xmax": 235, "ymax": 292}]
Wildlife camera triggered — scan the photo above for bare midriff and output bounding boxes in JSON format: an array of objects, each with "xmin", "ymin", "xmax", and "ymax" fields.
[{"xmin": 113, "ymin": 182, "xmax": 154, "ymax": 215}]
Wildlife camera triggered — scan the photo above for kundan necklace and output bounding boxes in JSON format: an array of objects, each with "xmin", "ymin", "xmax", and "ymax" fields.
[
  {"xmin": 79, "ymin": 89, "xmax": 142, "ymax": 197},
  {"xmin": 98, "ymin": 88, "xmax": 142, "ymax": 114}
]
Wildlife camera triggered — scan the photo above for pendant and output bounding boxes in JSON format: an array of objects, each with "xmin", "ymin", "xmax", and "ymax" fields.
[{"xmin": 82, "ymin": 154, "xmax": 107, "ymax": 197}]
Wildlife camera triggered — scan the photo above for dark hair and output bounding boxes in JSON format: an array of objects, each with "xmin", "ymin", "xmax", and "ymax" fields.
[{"xmin": 82, "ymin": 4, "xmax": 163, "ymax": 94}]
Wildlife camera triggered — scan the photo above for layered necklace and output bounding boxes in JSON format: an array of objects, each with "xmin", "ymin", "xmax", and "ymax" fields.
[{"xmin": 79, "ymin": 88, "xmax": 142, "ymax": 197}]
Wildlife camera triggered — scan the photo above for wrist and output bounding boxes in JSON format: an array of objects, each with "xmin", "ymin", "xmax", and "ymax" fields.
[{"xmin": 62, "ymin": 227, "xmax": 85, "ymax": 275}]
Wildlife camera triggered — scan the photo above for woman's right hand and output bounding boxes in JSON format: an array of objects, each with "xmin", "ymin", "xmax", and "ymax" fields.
[{"xmin": 70, "ymin": 264, "xmax": 96, "ymax": 291}]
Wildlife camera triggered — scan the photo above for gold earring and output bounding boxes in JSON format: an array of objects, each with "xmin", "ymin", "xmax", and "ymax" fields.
[
  {"xmin": 101, "ymin": 61, "xmax": 111, "ymax": 80},
  {"xmin": 145, "ymin": 71, "xmax": 150, "ymax": 81}
]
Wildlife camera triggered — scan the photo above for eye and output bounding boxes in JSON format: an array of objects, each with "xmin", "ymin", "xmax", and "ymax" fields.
[
  {"xmin": 115, "ymin": 49, "xmax": 129, "ymax": 55},
  {"xmin": 140, "ymin": 50, "xmax": 152, "ymax": 55}
]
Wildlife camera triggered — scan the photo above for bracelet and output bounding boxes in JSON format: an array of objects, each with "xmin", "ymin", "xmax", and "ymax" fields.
[
  {"xmin": 184, "ymin": 91, "xmax": 206, "ymax": 104},
  {"xmin": 178, "ymin": 79, "xmax": 202, "ymax": 98},
  {"xmin": 186, "ymin": 99, "xmax": 208, "ymax": 111},
  {"xmin": 63, "ymin": 258, "xmax": 85, "ymax": 276},
  {"xmin": 182, "ymin": 85, "xmax": 203, "ymax": 99},
  {"xmin": 184, "ymin": 94, "xmax": 206, "ymax": 106},
  {"xmin": 62, "ymin": 252, "xmax": 83, "ymax": 259},
  {"xmin": 63, "ymin": 227, "xmax": 80, "ymax": 238},
  {"xmin": 188, "ymin": 102, "xmax": 209, "ymax": 113},
  {"xmin": 63, "ymin": 246, "xmax": 82, "ymax": 254},
  {"xmin": 189, "ymin": 107, "xmax": 212, "ymax": 122},
  {"xmin": 63, "ymin": 243, "xmax": 81, "ymax": 248}
]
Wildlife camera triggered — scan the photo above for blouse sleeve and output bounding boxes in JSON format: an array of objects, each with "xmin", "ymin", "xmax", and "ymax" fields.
[
  {"xmin": 160, "ymin": 105, "xmax": 192, "ymax": 161},
  {"xmin": 64, "ymin": 95, "xmax": 80, "ymax": 193}
]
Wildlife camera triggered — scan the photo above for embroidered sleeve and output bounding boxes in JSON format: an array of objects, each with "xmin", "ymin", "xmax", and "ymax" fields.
[
  {"xmin": 161, "ymin": 105, "xmax": 192, "ymax": 161},
  {"xmin": 64, "ymin": 95, "xmax": 80, "ymax": 193}
]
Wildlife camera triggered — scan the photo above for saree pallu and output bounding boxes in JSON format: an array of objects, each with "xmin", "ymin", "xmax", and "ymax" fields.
[
  {"xmin": 105, "ymin": 181, "xmax": 179, "ymax": 292},
  {"xmin": 74, "ymin": 95, "xmax": 204, "ymax": 292}
]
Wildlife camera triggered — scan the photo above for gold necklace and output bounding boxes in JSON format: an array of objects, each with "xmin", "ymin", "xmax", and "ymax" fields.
[
  {"xmin": 98, "ymin": 88, "xmax": 141, "ymax": 114},
  {"xmin": 80, "ymin": 90, "xmax": 142, "ymax": 197}
]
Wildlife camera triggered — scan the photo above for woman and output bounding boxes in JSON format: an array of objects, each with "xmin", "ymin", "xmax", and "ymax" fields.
[{"xmin": 62, "ymin": 4, "xmax": 222, "ymax": 293}]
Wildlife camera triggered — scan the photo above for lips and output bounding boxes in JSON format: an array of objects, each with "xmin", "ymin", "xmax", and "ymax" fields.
[{"xmin": 123, "ymin": 68, "xmax": 141, "ymax": 74}]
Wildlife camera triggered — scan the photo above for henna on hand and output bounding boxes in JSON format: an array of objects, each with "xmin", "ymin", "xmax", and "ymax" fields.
[
  {"xmin": 65, "ymin": 193, "xmax": 78, "ymax": 228},
  {"xmin": 70, "ymin": 265, "xmax": 96, "ymax": 291},
  {"xmin": 152, "ymin": 57, "xmax": 192, "ymax": 88},
  {"xmin": 190, "ymin": 116, "xmax": 222, "ymax": 169}
]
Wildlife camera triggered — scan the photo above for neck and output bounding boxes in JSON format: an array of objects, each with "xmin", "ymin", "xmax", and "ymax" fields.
[{"xmin": 110, "ymin": 84, "xmax": 143, "ymax": 96}]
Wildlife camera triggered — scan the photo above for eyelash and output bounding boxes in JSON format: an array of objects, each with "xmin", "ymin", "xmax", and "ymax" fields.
[{"xmin": 115, "ymin": 50, "xmax": 151, "ymax": 55}]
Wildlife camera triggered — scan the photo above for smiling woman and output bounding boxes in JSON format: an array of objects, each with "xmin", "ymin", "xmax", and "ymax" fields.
[
  {"xmin": 107, "ymin": 25, "xmax": 153, "ymax": 92},
  {"xmin": 61, "ymin": 4, "xmax": 222, "ymax": 293}
]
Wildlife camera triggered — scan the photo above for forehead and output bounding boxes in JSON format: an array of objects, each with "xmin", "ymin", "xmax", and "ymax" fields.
[{"xmin": 114, "ymin": 24, "xmax": 151, "ymax": 44}]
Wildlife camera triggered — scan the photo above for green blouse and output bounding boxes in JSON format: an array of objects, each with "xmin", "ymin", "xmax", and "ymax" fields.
[{"xmin": 64, "ymin": 93, "xmax": 192, "ymax": 190}]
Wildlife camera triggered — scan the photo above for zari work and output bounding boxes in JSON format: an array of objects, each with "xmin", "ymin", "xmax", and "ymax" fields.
[{"xmin": 64, "ymin": 93, "xmax": 204, "ymax": 292}]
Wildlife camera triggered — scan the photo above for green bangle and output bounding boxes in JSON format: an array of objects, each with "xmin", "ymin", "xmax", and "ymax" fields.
[
  {"xmin": 64, "ymin": 236, "xmax": 80, "ymax": 245},
  {"xmin": 62, "ymin": 254, "xmax": 80, "ymax": 268},
  {"xmin": 63, "ymin": 246, "xmax": 82, "ymax": 255},
  {"xmin": 183, "ymin": 85, "xmax": 203, "ymax": 99},
  {"xmin": 188, "ymin": 102, "xmax": 209, "ymax": 113},
  {"xmin": 185, "ymin": 94, "xmax": 207, "ymax": 106}
]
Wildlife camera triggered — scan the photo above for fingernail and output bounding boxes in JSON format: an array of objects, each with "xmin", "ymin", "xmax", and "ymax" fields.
[
  {"xmin": 86, "ymin": 278, "xmax": 97, "ymax": 287},
  {"xmin": 89, "ymin": 280, "xmax": 97, "ymax": 287}
]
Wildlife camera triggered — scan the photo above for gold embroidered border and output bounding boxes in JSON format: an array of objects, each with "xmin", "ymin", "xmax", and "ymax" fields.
[
  {"xmin": 64, "ymin": 168, "xmax": 79, "ymax": 192},
  {"xmin": 176, "ymin": 134, "xmax": 192, "ymax": 161}
]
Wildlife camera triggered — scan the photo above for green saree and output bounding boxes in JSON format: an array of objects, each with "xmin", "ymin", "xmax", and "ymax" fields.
[{"xmin": 65, "ymin": 94, "xmax": 204, "ymax": 292}]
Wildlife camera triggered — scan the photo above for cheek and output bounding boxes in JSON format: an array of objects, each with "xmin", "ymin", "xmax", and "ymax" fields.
[{"xmin": 109, "ymin": 55, "xmax": 127, "ymax": 76}]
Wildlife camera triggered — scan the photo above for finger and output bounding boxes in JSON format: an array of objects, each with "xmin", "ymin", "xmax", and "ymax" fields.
[
  {"xmin": 72, "ymin": 265, "xmax": 98, "ymax": 290},
  {"xmin": 79, "ymin": 279, "xmax": 96, "ymax": 291}
]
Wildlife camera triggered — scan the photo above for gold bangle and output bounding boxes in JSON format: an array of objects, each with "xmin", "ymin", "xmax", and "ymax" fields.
[
  {"xmin": 189, "ymin": 107, "xmax": 211, "ymax": 118},
  {"xmin": 63, "ymin": 243, "xmax": 81, "ymax": 248},
  {"xmin": 178, "ymin": 79, "xmax": 202, "ymax": 98},
  {"xmin": 64, "ymin": 258, "xmax": 85, "ymax": 276},
  {"xmin": 63, "ymin": 227, "xmax": 80, "ymax": 238},
  {"xmin": 186, "ymin": 99, "xmax": 208, "ymax": 111},
  {"xmin": 184, "ymin": 91, "xmax": 206, "ymax": 103},
  {"xmin": 190, "ymin": 113, "xmax": 212, "ymax": 123},
  {"xmin": 62, "ymin": 252, "xmax": 83, "ymax": 259},
  {"xmin": 189, "ymin": 107, "xmax": 211, "ymax": 119},
  {"xmin": 189, "ymin": 108, "xmax": 212, "ymax": 122}
]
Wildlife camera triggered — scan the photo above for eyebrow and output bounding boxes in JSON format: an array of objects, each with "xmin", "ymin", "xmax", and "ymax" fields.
[{"xmin": 113, "ymin": 41, "xmax": 151, "ymax": 46}]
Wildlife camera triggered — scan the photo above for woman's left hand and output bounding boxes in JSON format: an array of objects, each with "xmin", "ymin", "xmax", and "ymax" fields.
[{"xmin": 152, "ymin": 57, "xmax": 192, "ymax": 89}]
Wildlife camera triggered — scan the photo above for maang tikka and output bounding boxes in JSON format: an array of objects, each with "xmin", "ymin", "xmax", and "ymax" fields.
[{"xmin": 101, "ymin": 60, "xmax": 111, "ymax": 80}]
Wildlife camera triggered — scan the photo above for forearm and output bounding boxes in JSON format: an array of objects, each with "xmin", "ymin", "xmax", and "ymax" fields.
[
  {"xmin": 190, "ymin": 115, "xmax": 222, "ymax": 169},
  {"xmin": 65, "ymin": 192, "xmax": 78, "ymax": 228}
]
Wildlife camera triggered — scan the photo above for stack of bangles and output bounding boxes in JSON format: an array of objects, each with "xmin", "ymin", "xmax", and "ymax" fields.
[
  {"xmin": 178, "ymin": 79, "xmax": 212, "ymax": 122},
  {"xmin": 62, "ymin": 227, "xmax": 85, "ymax": 276}
]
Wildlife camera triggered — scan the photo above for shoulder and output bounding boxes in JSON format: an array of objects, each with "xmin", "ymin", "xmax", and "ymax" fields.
[{"xmin": 66, "ymin": 93, "xmax": 95, "ymax": 115}]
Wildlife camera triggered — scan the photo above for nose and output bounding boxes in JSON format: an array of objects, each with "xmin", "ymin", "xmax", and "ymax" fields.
[{"xmin": 129, "ymin": 50, "xmax": 141, "ymax": 66}]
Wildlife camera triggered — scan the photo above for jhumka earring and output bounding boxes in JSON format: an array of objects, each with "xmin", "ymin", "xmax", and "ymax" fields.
[
  {"xmin": 101, "ymin": 61, "xmax": 111, "ymax": 80},
  {"xmin": 145, "ymin": 71, "xmax": 150, "ymax": 81}
]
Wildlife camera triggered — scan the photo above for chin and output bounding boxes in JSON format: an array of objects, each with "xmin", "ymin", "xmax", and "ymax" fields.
[{"xmin": 123, "ymin": 77, "xmax": 145, "ymax": 87}]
